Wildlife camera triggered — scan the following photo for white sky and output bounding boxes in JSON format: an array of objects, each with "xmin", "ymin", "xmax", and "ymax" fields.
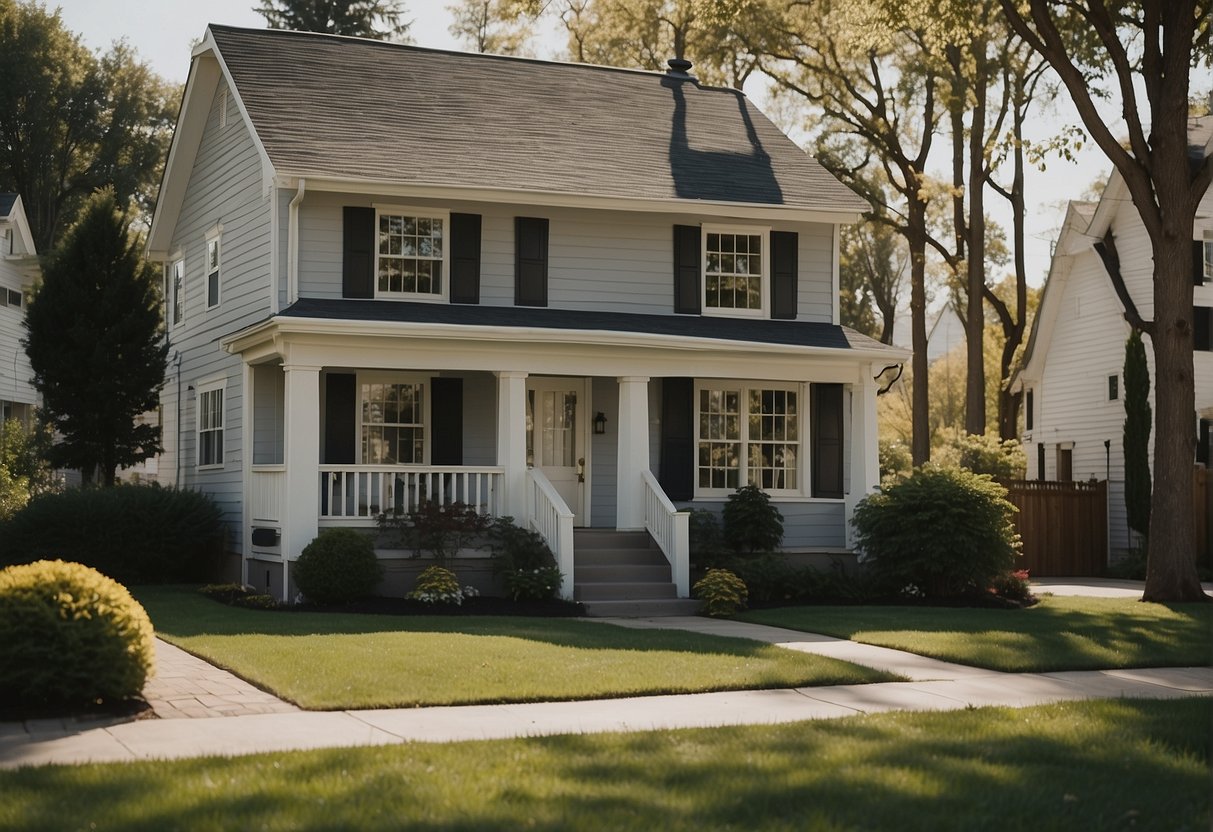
[{"xmin": 46, "ymin": 0, "xmax": 1205, "ymax": 291}]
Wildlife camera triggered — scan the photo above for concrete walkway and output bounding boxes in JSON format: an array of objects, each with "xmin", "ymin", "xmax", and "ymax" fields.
[{"xmin": 2, "ymin": 610, "xmax": 1210, "ymax": 770}]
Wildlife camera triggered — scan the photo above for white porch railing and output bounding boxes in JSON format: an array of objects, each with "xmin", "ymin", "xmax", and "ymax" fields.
[
  {"xmin": 642, "ymin": 470, "xmax": 690, "ymax": 597},
  {"xmin": 526, "ymin": 468, "xmax": 575, "ymax": 600},
  {"xmin": 250, "ymin": 465, "xmax": 286, "ymax": 523},
  {"xmin": 318, "ymin": 465, "xmax": 505, "ymax": 522}
]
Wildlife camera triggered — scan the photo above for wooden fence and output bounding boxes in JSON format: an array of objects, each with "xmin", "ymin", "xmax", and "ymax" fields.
[{"xmin": 1001, "ymin": 480, "xmax": 1107, "ymax": 577}]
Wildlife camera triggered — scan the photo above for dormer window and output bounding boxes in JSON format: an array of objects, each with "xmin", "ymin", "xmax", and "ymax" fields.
[
  {"xmin": 702, "ymin": 225, "xmax": 769, "ymax": 317},
  {"xmin": 375, "ymin": 208, "xmax": 448, "ymax": 301}
]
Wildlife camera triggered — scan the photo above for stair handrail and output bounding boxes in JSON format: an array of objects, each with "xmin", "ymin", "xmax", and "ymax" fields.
[
  {"xmin": 525, "ymin": 467, "xmax": 575, "ymax": 600},
  {"xmin": 641, "ymin": 470, "xmax": 690, "ymax": 597}
]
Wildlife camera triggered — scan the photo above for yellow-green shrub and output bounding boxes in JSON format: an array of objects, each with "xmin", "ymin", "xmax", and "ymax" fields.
[
  {"xmin": 408, "ymin": 565, "xmax": 464, "ymax": 605},
  {"xmin": 0, "ymin": 560, "xmax": 154, "ymax": 708},
  {"xmin": 694, "ymin": 568, "xmax": 749, "ymax": 617}
]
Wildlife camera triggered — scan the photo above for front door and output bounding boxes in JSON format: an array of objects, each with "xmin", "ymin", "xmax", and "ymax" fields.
[{"xmin": 527, "ymin": 377, "xmax": 586, "ymax": 525}]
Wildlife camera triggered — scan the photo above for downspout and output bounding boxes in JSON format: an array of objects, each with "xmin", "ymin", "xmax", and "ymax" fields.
[
  {"xmin": 173, "ymin": 350, "xmax": 183, "ymax": 486},
  {"xmin": 287, "ymin": 179, "xmax": 306, "ymax": 304}
]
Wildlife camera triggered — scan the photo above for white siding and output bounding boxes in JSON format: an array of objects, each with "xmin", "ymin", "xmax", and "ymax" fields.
[
  {"xmin": 162, "ymin": 80, "xmax": 273, "ymax": 541},
  {"xmin": 0, "ymin": 257, "xmax": 36, "ymax": 407},
  {"xmin": 295, "ymin": 191, "xmax": 836, "ymax": 320},
  {"xmin": 686, "ymin": 501, "xmax": 846, "ymax": 549}
]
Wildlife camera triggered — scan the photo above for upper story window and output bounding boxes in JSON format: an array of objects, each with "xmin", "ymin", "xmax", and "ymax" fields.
[
  {"xmin": 703, "ymin": 225, "xmax": 769, "ymax": 317},
  {"xmin": 376, "ymin": 209, "xmax": 447, "ymax": 300},
  {"xmin": 1108, "ymin": 374, "xmax": 1119, "ymax": 401},
  {"xmin": 360, "ymin": 378, "xmax": 427, "ymax": 464},
  {"xmin": 168, "ymin": 257, "xmax": 184, "ymax": 326},
  {"xmin": 1204, "ymin": 239, "xmax": 1213, "ymax": 282},
  {"xmin": 197, "ymin": 381, "xmax": 224, "ymax": 468},
  {"xmin": 696, "ymin": 381, "xmax": 800, "ymax": 497},
  {"xmin": 205, "ymin": 233, "xmax": 221, "ymax": 310},
  {"xmin": 0, "ymin": 286, "xmax": 20, "ymax": 308}
]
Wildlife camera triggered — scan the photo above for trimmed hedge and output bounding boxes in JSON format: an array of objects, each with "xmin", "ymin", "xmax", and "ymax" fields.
[
  {"xmin": 0, "ymin": 485, "xmax": 226, "ymax": 584},
  {"xmin": 0, "ymin": 560, "xmax": 155, "ymax": 708},
  {"xmin": 294, "ymin": 528, "xmax": 382, "ymax": 605}
]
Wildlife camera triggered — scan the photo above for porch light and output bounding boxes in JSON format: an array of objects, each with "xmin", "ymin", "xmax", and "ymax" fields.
[{"xmin": 594, "ymin": 411, "xmax": 608, "ymax": 435}]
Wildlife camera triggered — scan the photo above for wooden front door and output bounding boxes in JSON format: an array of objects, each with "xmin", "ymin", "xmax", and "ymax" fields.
[{"xmin": 527, "ymin": 378, "xmax": 586, "ymax": 525}]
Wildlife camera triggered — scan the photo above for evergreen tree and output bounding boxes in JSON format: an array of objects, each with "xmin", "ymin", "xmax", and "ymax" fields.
[
  {"xmin": 1123, "ymin": 329, "xmax": 1151, "ymax": 540},
  {"xmin": 23, "ymin": 190, "xmax": 167, "ymax": 486},
  {"xmin": 254, "ymin": 0, "xmax": 412, "ymax": 40}
]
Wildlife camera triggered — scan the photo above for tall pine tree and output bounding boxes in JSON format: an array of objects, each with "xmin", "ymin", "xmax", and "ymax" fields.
[
  {"xmin": 254, "ymin": 0, "xmax": 411, "ymax": 40},
  {"xmin": 1123, "ymin": 329, "xmax": 1151, "ymax": 542},
  {"xmin": 23, "ymin": 189, "xmax": 167, "ymax": 485}
]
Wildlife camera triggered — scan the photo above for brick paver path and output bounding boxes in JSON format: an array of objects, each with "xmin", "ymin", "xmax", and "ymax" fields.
[{"xmin": 144, "ymin": 639, "xmax": 298, "ymax": 719}]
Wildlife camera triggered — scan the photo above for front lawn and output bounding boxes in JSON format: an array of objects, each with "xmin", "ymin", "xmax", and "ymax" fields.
[
  {"xmin": 135, "ymin": 587, "xmax": 894, "ymax": 709},
  {"xmin": 740, "ymin": 595, "xmax": 1212, "ymax": 672},
  {"xmin": 3, "ymin": 698, "xmax": 1207, "ymax": 831}
]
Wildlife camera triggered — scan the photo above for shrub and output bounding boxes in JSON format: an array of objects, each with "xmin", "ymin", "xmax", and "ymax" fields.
[
  {"xmin": 693, "ymin": 568, "xmax": 748, "ymax": 617},
  {"xmin": 408, "ymin": 565, "xmax": 464, "ymax": 605},
  {"xmin": 379, "ymin": 501, "xmax": 491, "ymax": 565},
  {"xmin": 0, "ymin": 485, "xmax": 224, "ymax": 583},
  {"xmin": 688, "ymin": 509, "xmax": 727, "ymax": 566},
  {"xmin": 990, "ymin": 569, "xmax": 1033, "ymax": 603},
  {"xmin": 852, "ymin": 466, "xmax": 1021, "ymax": 600},
  {"xmin": 488, "ymin": 516, "xmax": 556, "ymax": 572},
  {"xmin": 199, "ymin": 583, "xmax": 280, "ymax": 610},
  {"xmin": 722, "ymin": 485, "xmax": 784, "ymax": 556},
  {"xmin": 879, "ymin": 438, "xmax": 912, "ymax": 484},
  {"xmin": 294, "ymin": 528, "xmax": 382, "ymax": 605},
  {"xmin": 935, "ymin": 433, "xmax": 1026, "ymax": 479},
  {"xmin": 0, "ymin": 560, "xmax": 154, "ymax": 709},
  {"xmin": 504, "ymin": 566, "xmax": 564, "ymax": 601}
]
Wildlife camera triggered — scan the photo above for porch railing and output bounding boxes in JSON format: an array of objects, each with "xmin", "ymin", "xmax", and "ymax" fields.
[
  {"xmin": 526, "ymin": 468, "xmax": 575, "ymax": 600},
  {"xmin": 319, "ymin": 465, "xmax": 505, "ymax": 522},
  {"xmin": 250, "ymin": 465, "xmax": 286, "ymax": 523},
  {"xmin": 642, "ymin": 470, "xmax": 690, "ymax": 596}
]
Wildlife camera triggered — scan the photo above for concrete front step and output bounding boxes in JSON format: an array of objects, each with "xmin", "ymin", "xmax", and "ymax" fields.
[
  {"xmin": 581, "ymin": 598, "xmax": 703, "ymax": 617},
  {"xmin": 574, "ymin": 547, "xmax": 669, "ymax": 567},
  {"xmin": 574, "ymin": 564, "xmax": 672, "ymax": 583},
  {"xmin": 575, "ymin": 581, "xmax": 678, "ymax": 601},
  {"xmin": 573, "ymin": 530, "xmax": 653, "ymax": 550}
]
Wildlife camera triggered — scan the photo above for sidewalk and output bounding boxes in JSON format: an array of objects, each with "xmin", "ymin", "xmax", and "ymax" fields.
[{"xmin": 2, "ymin": 615, "xmax": 1210, "ymax": 770}]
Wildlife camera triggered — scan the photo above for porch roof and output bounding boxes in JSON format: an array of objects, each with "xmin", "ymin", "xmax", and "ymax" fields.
[{"xmin": 264, "ymin": 298, "xmax": 904, "ymax": 355}]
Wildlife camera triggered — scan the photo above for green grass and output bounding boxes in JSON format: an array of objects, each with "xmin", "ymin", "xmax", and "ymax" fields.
[
  {"xmin": 3, "ymin": 698, "xmax": 1208, "ymax": 831},
  {"xmin": 740, "ymin": 595, "xmax": 1213, "ymax": 672},
  {"xmin": 134, "ymin": 587, "xmax": 894, "ymax": 709}
]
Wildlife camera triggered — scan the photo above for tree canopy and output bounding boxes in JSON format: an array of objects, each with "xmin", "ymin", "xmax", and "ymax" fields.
[{"xmin": 254, "ymin": 0, "xmax": 412, "ymax": 40}]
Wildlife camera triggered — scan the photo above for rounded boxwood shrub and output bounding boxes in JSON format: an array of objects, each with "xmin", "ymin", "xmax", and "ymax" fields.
[
  {"xmin": 693, "ymin": 568, "xmax": 748, "ymax": 617},
  {"xmin": 0, "ymin": 560, "xmax": 154, "ymax": 709},
  {"xmin": 408, "ymin": 565, "xmax": 464, "ymax": 605},
  {"xmin": 722, "ymin": 485, "xmax": 784, "ymax": 556},
  {"xmin": 0, "ymin": 485, "xmax": 225, "ymax": 583},
  {"xmin": 294, "ymin": 528, "xmax": 382, "ymax": 605},
  {"xmin": 852, "ymin": 466, "xmax": 1021, "ymax": 600}
]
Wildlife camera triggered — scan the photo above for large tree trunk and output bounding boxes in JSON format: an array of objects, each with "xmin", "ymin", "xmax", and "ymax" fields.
[
  {"xmin": 964, "ymin": 37, "xmax": 989, "ymax": 436},
  {"xmin": 908, "ymin": 201, "xmax": 931, "ymax": 466}
]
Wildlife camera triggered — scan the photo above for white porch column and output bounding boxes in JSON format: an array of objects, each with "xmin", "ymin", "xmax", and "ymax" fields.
[
  {"xmin": 616, "ymin": 376, "xmax": 651, "ymax": 530},
  {"xmin": 845, "ymin": 364, "xmax": 880, "ymax": 549},
  {"xmin": 280, "ymin": 363, "xmax": 321, "ymax": 600},
  {"xmin": 495, "ymin": 371, "xmax": 529, "ymax": 519}
]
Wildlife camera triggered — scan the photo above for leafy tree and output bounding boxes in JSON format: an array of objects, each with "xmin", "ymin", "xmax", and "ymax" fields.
[
  {"xmin": 23, "ymin": 190, "xmax": 167, "ymax": 486},
  {"xmin": 254, "ymin": 0, "xmax": 412, "ymax": 40},
  {"xmin": 448, "ymin": 0, "xmax": 533, "ymax": 55},
  {"xmin": 837, "ymin": 210, "xmax": 906, "ymax": 345},
  {"xmin": 1000, "ymin": 0, "xmax": 1211, "ymax": 602},
  {"xmin": 0, "ymin": 0, "xmax": 176, "ymax": 251},
  {"xmin": 1123, "ymin": 330, "xmax": 1151, "ymax": 542},
  {"xmin": 0, "ymin": 419, "xmax": 56, "ymax": 519}
]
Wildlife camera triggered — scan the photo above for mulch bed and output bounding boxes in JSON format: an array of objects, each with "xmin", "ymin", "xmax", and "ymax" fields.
[
  {"xmin": 0, "ymin": 697, "xmax": 154, "ymax": 724},
  {"xmin": 291, "ymin": 595, "xmax": 587, "ymax": 617}
]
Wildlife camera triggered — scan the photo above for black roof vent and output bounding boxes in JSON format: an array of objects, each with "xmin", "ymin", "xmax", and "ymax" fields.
[{"xmin": 666, "ymin": 58, "xmax": 694, "ymax": 77}]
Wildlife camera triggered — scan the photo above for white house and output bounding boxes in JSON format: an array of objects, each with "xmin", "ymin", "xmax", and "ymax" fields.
[
  {"xmin": 1013, "ymin": 115, "xmax": 1213, "ymax": 555},
  {"xmin": 0, "ymin": 194, "xmax": 38, "ymax": 426},
  {"xmin": 147, "ymin": 26, "xmax": 906, "ymax": 609}
]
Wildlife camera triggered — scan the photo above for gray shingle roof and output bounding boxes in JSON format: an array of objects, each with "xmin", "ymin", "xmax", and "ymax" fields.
[
  {"xmin": 208, "ymin": 25, "xmax": 868, "ymax": 213},
  {"xmin": 0, "ymin": 194, "xmax": 16, "ymax": 218},
  {"xmin": 276, "ymin": 298, "xmax": 899, "ymax": 353}
]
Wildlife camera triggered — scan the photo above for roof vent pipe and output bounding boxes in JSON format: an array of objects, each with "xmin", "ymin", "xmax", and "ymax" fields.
[{"xmin": 666, "ymin": 58, "xmax": 694, "ymax": 77}]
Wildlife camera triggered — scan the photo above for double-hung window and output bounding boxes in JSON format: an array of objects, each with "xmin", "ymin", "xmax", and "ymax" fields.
[
  {"xmin": 360, "ymin": 378, "xmax": 427, "ymax": 464},
  {"xmin": 197, "ymin": 382, "xmax": 224, "ymax": 468},
  {"xmin": 1204, "ymin": 238, "xmax": 1213, "ymax": 282},
  {"xmin": 696, "ymin": 381, "xmax": 800, "ymax": 496},
  {"xmin": 375, "ymin": 208, "xmax": 447, "ymax": 300},
  {"xmin": 703, "ymin": 225, "xmax": 769, "ymax": 317},
  {"xmin": 205, "ymin": 231, "xmax": 221, "ymax": 310},
  {"xmin": 168, "ymin": 257, "xmax": 184, "ymax": 326}
]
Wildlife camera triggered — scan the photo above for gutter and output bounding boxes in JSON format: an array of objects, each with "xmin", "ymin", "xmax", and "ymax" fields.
[{"xmin": 286, "ymin": 179, "xmax": 306, "ymax": 304}]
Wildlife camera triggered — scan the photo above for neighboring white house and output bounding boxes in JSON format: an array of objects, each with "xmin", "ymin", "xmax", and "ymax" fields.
[
  {"xmin": 147, "ymin": 26, "xmax": 907, "ymax": 606},
  {"xmin": 1013, "ymin": 115, "xmax": 1213, "ymax": 555},
  {"xmin": 0, "ymin": 194, "xmax": 38, "ymax": 427}
]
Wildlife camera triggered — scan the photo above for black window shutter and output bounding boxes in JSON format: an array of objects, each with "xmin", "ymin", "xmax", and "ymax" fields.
[
  {"xmin": 1036, "ymin": 443, "xmax": 1046, "ymax": 481},
  {"xmin": 450, "ymin": 213, "xmax": 482, "ymax": 304},
  {"xmin": 1194, "ymin": 240, "xmax": 1206, "ymax": 286},
  {"xmin": 811, "ymin": 383, "xmax": 844, "ymax": 499},
  {"xmin": 324, "ymin": 373, "xmax": 357, "ymax": 464},
  {"xmin": 673, "ymin": 225, "xmax": 701, "ymax": 314},
  {"xmin": 1026, "ymin": 390, "xmax": 1034, "ymax": 431},
  {"xmin": 430, "ymin": 377, "xmax": 463, "ymax": 465},
  {"xmin": 659, "ymin": 377, "xmax": 695, "ymax": 501},
  {"xmin": 342, "ymin": 207, "xmax": 375, "ymax": 299},
  {"xmin": 770, "ymin": 230, "xmax": 798, "ymax": 320},
  {"xmin": 1196, "ymin": 306, "xmax": 1211, "ymax": 352},
  {"xmin": 515, "ymin": 217, "xmax": 548, "ymax": 307}
]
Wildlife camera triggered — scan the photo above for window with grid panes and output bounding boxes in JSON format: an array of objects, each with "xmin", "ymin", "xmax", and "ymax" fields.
[
  {"xmin": 376, "ymin": 212, "xmax": 445, "ymax": 298},
  {"xmin": 197, "ymin": 385, "xmax": 224, "ymax": 467},
  {"xmin": 360, "ymin": 381, "xmax": 425, "ymax": 464},
  {"xmin": 704, "ymin": 228, "xmax": 767, "ymax": 315},
  {"xmin": 206, "ymin": 237, "xmax": 220, "ymax": 309},
  {"xmin": 696, "ymin": 383, "xmax": 800, "ymax": 495}
]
